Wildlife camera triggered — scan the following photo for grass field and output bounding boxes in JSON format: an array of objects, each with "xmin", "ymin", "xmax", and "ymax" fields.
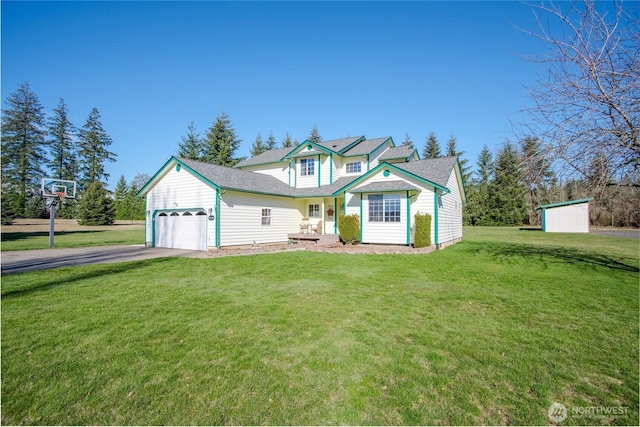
[
  {"xmin": 1, "ymin": 228, "xmax": 638, "ymax": 425},
  {"xmin": 1, "ymin": 219, "xmax": 144, "ymax": 251}
]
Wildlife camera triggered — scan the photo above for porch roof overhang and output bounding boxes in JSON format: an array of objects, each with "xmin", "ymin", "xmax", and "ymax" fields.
[{"xmin": 349, "ymin": 180, "xmax": 420, "ymax": 193}]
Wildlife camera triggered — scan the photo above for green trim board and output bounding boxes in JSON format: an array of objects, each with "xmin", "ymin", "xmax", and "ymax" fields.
[
  {"xmin": 329, "ymin": 153, "xmax": 333, "ymax": 185},
  {"xmin": 433, "ymin": 191, "xmax": 439, "ymax": 246},
  {"xmin": 334, "ymin": 197, "xmax": 338, "ymax": 234},
  {"xmin": 215, "ymin": 189, "xmax": 220, "ymax": 247},
  {"xmin": 406, "ymin": 191, "xmax": 411, "ymax": 245},
  {"xmin": 359, "ymin": 193, "xmax": 363, "ymax": 243},
  {"xmin": 318, "ymin": 155, "xmax": 321, "ymax": 187},
  {"xmin": 536, "ymin": 198, "xmax": 594, "ymax": 210}
]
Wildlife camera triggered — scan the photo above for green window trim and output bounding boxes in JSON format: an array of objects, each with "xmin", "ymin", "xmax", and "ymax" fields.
[{"xmin": 317, "ymin": 155, "xmax": 321, "ymax": 187}]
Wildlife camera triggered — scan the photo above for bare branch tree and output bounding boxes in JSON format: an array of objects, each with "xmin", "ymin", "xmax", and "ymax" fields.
[{"xmin": 515, "ymin": 0, "xmax": 639, "ymax": 188}]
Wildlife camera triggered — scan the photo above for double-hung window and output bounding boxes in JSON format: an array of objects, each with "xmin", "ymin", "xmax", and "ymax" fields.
[
  {"xmin": 368, "ymin": 194, "xmax": 401, "ymax": 223},
  {"xmin": 368, "ymin": 195, "xmax": 384, "ymax": 222},
  {"xmin": 308, "ymin": 204, "xmax": 321, "ymax": 218},
  {"xmin": 346, "ymin": 162, "xmax": 361, "ymax": 174},
  {"xmin": 261, "ymin": 208, "xmax": 271, "ymax": 226},
  {"xmin": 300, "ymin": 158, "xmax": 315, "ymax": 176}
]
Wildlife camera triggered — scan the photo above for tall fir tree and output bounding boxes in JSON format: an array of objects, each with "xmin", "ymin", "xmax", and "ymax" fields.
[
  {"xmin": 282, "ymin": 132, "xmax": 295, "ymax": 148},
  {"xmin": 48, "ymin": 98, "xmax": 78, "ymax": 181},
  {"xmin": 465, "ymin": 144, "xmax": 494, "ymax": 226},
  {"xmin": 489, "ymin": 142, "xmax": 526, "ymax": 226},
  {"xmin": 113, "ymin": 175, "xmax": 129, "ymax": 220},
  {"xmin": 250, "ymin": 133, "xmax": 266, "ymax": 156},
  {"xmin": 265, "ymin": 132, "xmax": 277, "ymax": 151},
  {"xmin": 520, "ymin": 136, "xmax": 553, "ymax": 225},
  {"xmin": 76, "ymin": 181, "xmax": 115, "ymax": 225},
  {"xmin": 47, "ymin": 98, "xmax": 79, "ymax": 219},
  {"xmin": 202, "ymin": 111, "xmax": 243, "ymax": 167},
  {"xmin": 127, "ymin": 173, "xmax": 148, "ymax": 221},
  {"xmin": 177, "ymin": 122, "xmax": 203, "ymax": 160},
  {"xmin": 445, "ymin": 133, "xmax": 472, "ymax": 186},
  {"xmin": 77, "ymin": 108, "xmax": 117, "ymax": 190},
  {"xmin": 308, "ymin": 124, "xmax": 322, "ymax": 143},
  {"xmin": 422, "ymin": 131, "xmax": 441, "ymax": 159},
  {"xmin": 402, "ymin": 133, "xmax": 413, "ymax": 146},
  {"xmin": 1, "ymin": 82, "xmax": 47, "ymax": 217}
]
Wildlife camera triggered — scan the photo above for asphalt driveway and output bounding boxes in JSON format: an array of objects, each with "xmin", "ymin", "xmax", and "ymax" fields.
[{"xmin": 1, "ymin": 245, "xmax": 209, "ymax": 275}]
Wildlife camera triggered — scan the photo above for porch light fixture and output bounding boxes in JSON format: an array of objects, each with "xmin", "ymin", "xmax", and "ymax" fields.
[{"xmin": 208, "ymin": 208, "xmax": 215, "ymax": 221}]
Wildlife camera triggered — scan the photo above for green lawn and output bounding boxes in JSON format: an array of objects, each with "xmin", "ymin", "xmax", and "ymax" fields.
[
  {"xmin": 1, "ymin": 228, "xmax": 143, "ymax": 251},
  {"xmin": 1, "ymin": 228, "xmax": 638, "ymax": 425}
]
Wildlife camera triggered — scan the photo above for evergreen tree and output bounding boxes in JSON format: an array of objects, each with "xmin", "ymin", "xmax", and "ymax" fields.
[
  {"xmin": 308, "ymin": 124, "xmax": 322, "ymax": 143},
  {"xmin": 123, "ymin": 173, "xmax": 149, "ymax": 221},
  {"xmin": 465, "ymin": 144, "xmax": 494, "ymax": 226},
  {"xmin": 520, "ymin": 136, "xmax": 553, "ymax": 225},
  {"xmin": 77, "ymin": 108, "xmax": 117, "ymax": 190},
  {"xmin": 1, "ymin": 187, "xmax": 16, "ymax": 225},
  {"xmin": 202, "ymin": 111, "xmax": 243, "ymax": 167},
  {"xmin": 48, "ymin": 98, "xmax": 78, "ymax": 181},
  {"xmin": 177, "ymin": 122, "xmax": 203, "ymax": 160},
  {"xmin": 402, "ymin": 133, "xmax": 413, "ymax": 146},
  {"xmin": 489, "ymin": 142, "xmax": 526, "ymax": 226},
  {"xmin": 250, "ymin": 133, "xmax": 266, "ymax": 157},
  {"xmin": 422, "ymin": 131, "xmax": 441, "ymax": 159},
  {"xmin": 76, "ymin": 181, "xmax": 115, "ymax": 225},
  {"xmin": 114, "ymin": 175, "xmax": 129, "ymax": 220},
  {"xmin": 1, "ymin": 82, "xmax": 47, "ymax": 217},
  {"xmin": 445, "ymin": 133, "xmax": 472, "ymax": 186},
  {"xmin": 265, "ymin": 132, "xmax": 277, "ymax": 151},
  {"xmin": 282, "ymin": 132, "xmax": 295, "ymax": 148}
]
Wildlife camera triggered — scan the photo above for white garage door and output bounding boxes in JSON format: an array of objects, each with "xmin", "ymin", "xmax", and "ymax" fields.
[{"xmin": 155, "ymin": 210, "xmax": 207, "ymax": 251}]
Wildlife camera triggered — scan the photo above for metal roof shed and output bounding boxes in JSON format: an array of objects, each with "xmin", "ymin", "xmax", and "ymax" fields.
[{"xmin": 536, "ymin": 198, "xmax": 593, "ymax": 233}]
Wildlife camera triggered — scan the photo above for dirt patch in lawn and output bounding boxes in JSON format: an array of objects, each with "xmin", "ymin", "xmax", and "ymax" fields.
[{"xmin": 2, "ymin": 218, "xmax": 144, "ymax": 233}]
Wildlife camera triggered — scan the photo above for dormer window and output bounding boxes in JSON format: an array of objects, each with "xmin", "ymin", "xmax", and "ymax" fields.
[
  {"xmin": 346, "ymin": 162, "xmax": 361, "ymax": 174},
  {"xmin": 300, "ymin": 158, "xmax": 315, "ymax": 176}
]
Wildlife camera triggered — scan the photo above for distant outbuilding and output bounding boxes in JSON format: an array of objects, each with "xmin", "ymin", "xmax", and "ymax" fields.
[{"xmin": 536, "ymin": 198, "xmax": 593, "ymax": 233}]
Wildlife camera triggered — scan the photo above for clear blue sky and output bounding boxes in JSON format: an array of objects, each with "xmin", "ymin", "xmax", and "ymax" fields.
[{"xmin": 2, "ymin": 0, "xmax": 545, "ymax": 190}]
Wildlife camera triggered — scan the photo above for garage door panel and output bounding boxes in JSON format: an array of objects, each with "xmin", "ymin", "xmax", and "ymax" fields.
[{"xmin": 155, "ymin": 210, "xmax": 206, "ymax": 251}]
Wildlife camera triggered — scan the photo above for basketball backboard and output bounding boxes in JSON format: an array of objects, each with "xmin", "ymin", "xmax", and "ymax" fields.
[{"xmin": 41, "ymin": 178, "xmax": 77, "ymax": 199}]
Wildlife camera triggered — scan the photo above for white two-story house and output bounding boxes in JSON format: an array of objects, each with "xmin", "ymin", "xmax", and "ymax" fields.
[{"xmin": 138, "ymin": 135, "xmax": 465, "ymax": 251}]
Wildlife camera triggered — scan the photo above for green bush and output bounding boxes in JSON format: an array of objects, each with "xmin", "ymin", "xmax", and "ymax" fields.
[
  {"xmin": 414, "ymin": 212, "xmax": 432, "ymax": 248},
  {"xmin": 77, "ymin": 181, "xmax": 115, "ymax": 226},
  {"xmin": 338, "ymin": 214, "xmax": 360, "ymax": 245}
]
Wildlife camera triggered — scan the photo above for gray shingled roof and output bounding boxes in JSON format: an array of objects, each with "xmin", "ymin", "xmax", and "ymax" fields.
[
  {"xmin": 350, "ymin": 180, "xmax": 420, "ymax": 193},
  {"xmin": 316, "ymin": 136, "xmax": 364, "ymax": 153},
  {"xmin": 235, "ymin": 146, "xmax": 294, "ymax": 168},
  {"xmin": 178, "ymin": 157, "xmax": 295, "ymax": 197},
  {"xmin": 379, "ymin": 145, "xmax": 417, "ymax": 161},
  {"xmin": 293, "ymin": 176, "xmax": 361, "ymax": 197},
  {"xmin": 392, "ymin": 156, "xmax": 457, "ymax": 189},
  {"xmin": 342, "ymin": 137, "xmax": 391, "ymax": 156}
]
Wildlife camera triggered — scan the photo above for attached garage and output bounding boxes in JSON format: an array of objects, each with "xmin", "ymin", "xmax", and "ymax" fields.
[{"xmin": 154, "ymin": 210, "xmax": 208, "ymax": 250}]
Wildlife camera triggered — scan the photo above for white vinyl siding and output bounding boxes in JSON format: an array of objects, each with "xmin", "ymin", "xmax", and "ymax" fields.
[
  {"xmin": 145, "ymin": 164, "xmax": 216, "ymax": 249},
  {"xmin": 296, "ymin": 157, "xmax": 318, "ymax": 188},
  {"xmin": 362, "ymin": 193, "xmax": 405, "ymax": 244},
  {"xmin": 437, "ymin": 167, "xmax": 464, "ymax": 245},
  {"xmin": 237, "ymin": 163, "xmax": 290, "ymax": 186},
  {"xmin": 543, "ymin": 203, "xmax": 590, "ymax": 233},
  {"xmin": 367, "ymin": 141, "xmax": 392, "ymax": 169},
  {"xmin": 218, "ymin": 191, "xmax": 305, "ymax": 246}
]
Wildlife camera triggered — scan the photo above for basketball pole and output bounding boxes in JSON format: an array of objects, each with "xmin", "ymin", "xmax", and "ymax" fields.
[{"xmin": 49, "ymin": 198, "xmax": 56, "ymax": 248}]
